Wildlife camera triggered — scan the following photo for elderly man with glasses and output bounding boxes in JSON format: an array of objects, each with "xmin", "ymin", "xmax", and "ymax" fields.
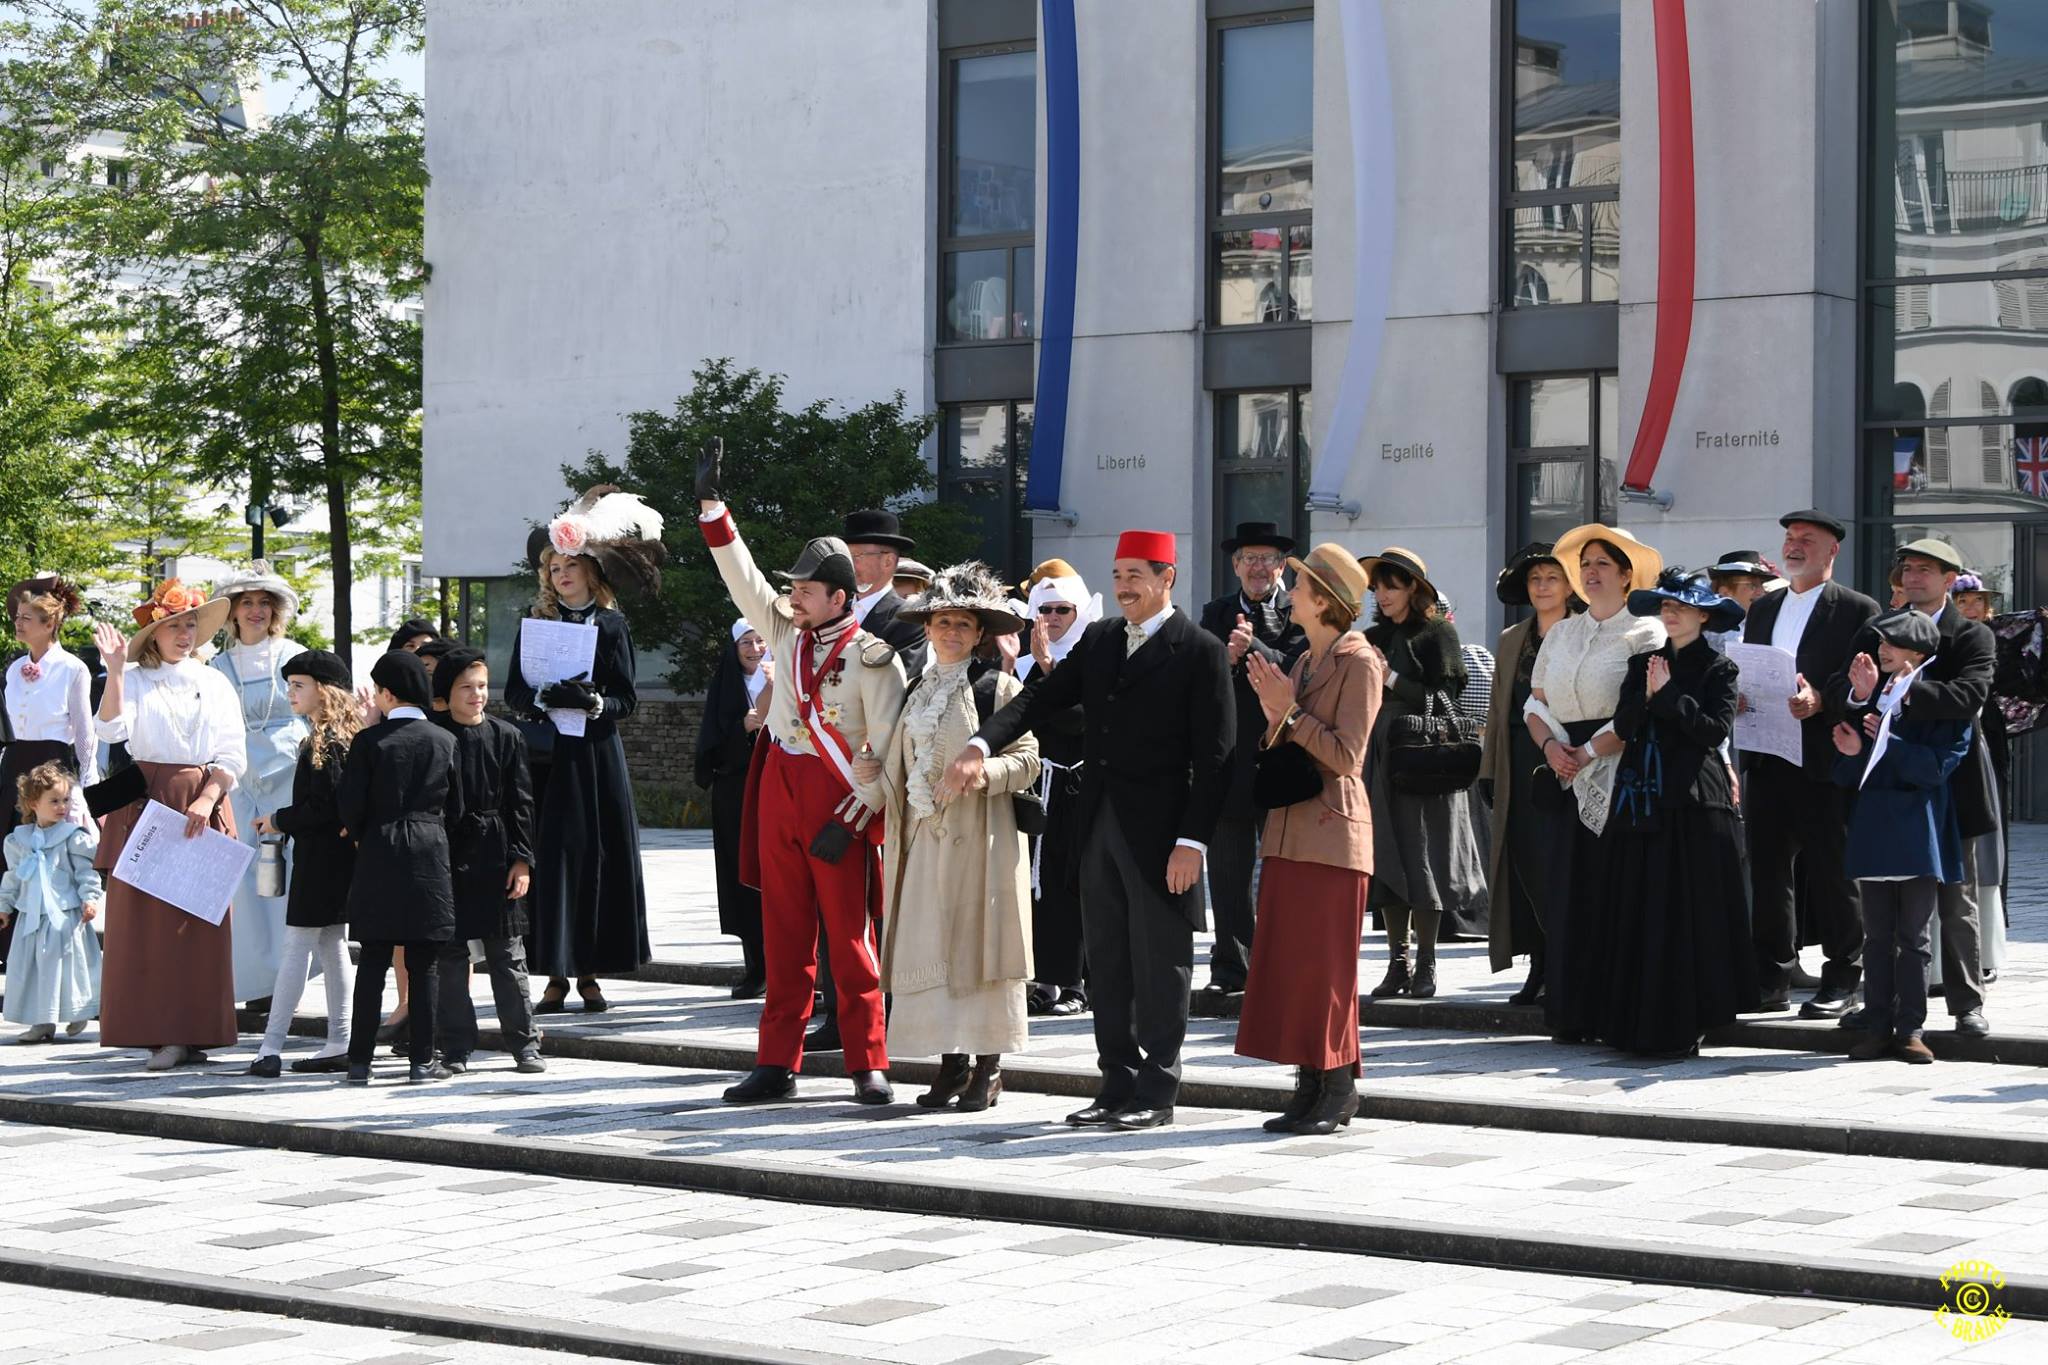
[{"xmin": 1196, "ymin": 522, "xmax": 1310, "ymax": 997}]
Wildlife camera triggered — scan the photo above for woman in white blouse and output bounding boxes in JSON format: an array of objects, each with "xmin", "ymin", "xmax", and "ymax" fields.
[
  {"xmin": 1521, "ymin": 525, "xmax": 1665, "ymax": 1045},
  {"xmin": 90, "ymin": 579, "xmax": 247, "ymax": 1071},
  {"xmin": 2, "ymin": 577, "xmax": 98, "ymax": 969}
]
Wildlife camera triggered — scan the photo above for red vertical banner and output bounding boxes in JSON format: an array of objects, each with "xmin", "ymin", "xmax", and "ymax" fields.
[{"xmin": 1622, "ymin": 0, "xmax": 1695, "ymax": 493}]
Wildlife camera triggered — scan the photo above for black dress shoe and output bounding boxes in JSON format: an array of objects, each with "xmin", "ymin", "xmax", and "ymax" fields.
[
  {"xmin": 851, "ymin": 1070, "xmax": 893, "ymax": 1105},
  {"xmin": 723, "ymin": 1065, "xmax": 796, "ymax": 1103},
  {"xmin": 1747, "ymin": 993, "xmax": 1792, "ymax": 1014},
  {"xmin": 1067, "ymin": 1101, "xmax": 1123, "ymax": 1126},
  {"xmin": 440, "ymin": 1055, "xmax": 469, "ymax": 1075},
  {"xmin": 1108, "ymin": 1106, "xmax": 1173, "ymax": 1131},
  {"xmin": 409, "ymin": 1061, "xmax": 453, "ymax": 1083},
  {"xmin": 1800, "ymin": 985, "xmax": 1859, "ymax": 1019},
  {"xmin": 729, "ymin": 975, "xmax": 766, "ymax": 1001},
  {"xmin": 345, "ymin": 1064, "xmax": 371, "ymax": 1085},
  {"xmin": 805, "ymin": 1019, "xmax": 843, "ymax": 1054},
  {"xmin": 245, "ymin": 1054, "xmax": 281, "ymax": 1078},
  {"xmin": 291, "ymin": 1054, "xmax": 352, "ymax": 1074}
]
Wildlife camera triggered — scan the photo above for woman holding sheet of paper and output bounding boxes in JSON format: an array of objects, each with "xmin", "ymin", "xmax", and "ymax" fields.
[
  {"xmin": 505, "ymin": 488, "xmax": 661, "ymax": 1013},
  {"xmin": 90, "ymin": 578, "xmax": 248, "ymax": 1071}
]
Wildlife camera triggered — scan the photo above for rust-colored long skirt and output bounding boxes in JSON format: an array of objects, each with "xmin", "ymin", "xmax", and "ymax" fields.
[
  {"xmin": 94, "ymin": 762, "xmax": 239, "ymax": 1050},
  {"xmin": 1234, "ymin": 856, "xmax": 1368, "ymax": 1074}
]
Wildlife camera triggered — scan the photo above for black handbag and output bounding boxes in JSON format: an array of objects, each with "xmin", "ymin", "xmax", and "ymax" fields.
[
  {"xmin": 1387, "ymin": 689, "xmax": 1484, "ymax": 796},
  {"xmin": 1253, "ymin": 739, "xmax": 1324, "ymax": 810}
]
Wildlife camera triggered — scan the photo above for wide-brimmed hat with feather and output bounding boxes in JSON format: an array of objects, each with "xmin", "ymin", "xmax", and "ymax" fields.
[
  {"xmin": 898, "ymin": 561, "xmax": 1029, "ymax": 635},
  {"xmin": 526, "ymin": 485, "xmax": 669, "ymax": 596}
]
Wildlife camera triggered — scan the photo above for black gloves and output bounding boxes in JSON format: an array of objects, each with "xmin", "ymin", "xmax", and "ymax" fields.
[
  {"xmin": 695, "ymin": 437, "xmax": 724, "ymax": 504},
  {"xmin": 537, "ymin": 678, "xmax": 600, "ymax": 715},
  {"xmin": 808, "ymin": 821, "xmax": 853, "ymax": 865}
]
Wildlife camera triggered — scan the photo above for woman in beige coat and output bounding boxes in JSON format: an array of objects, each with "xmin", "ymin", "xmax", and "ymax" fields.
[
  {"xmin": 862, "ymin": 563, "xmax": 1041, "ymax": 1112},
  {"xmin": 1235, "ymin": 544, "xmax": 1384, "ymax": 1137}
]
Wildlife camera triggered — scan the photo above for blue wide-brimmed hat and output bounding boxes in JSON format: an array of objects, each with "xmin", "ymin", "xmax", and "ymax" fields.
[{"xmin": 1627, "ymin": 568, "xmax": 1745, "ymax": 634}]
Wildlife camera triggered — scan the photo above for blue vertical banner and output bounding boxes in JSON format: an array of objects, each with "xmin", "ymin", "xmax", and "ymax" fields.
[
  {"xmin": 1027, "ymin": 0, "xmax": 1080, "ymax": 512},
  {"xmin": 1306, "ymin": 0, "xmax": 1394, "ymax": 513}
]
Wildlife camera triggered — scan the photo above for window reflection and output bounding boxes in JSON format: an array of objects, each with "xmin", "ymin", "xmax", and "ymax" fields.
[
  {"xmin": 1511, "ymin": 0, "xmax": 1620, "ymax": 194},
  {"xmin": 1216, "ymin": 389, "xmax": 1310, "ymax": 594},
  {"xmin": 941, "ymin": 402, "xmax": 1033, "ymax": 577},
  {"xmin": 944, "ymin": 249, "xmax": 1012, "ymax": 341},
  {"xmin": 1218, "ymin": 21, "xmax": 1313, "ymax": 216},
  {"xmin": 950, "ymin": 52, "xmax": 1035, "ymax": 238}
]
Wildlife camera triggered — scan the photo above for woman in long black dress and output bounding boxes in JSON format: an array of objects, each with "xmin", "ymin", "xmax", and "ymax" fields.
[
  {"xmin": 508, "ymin": 488, "xmax": 664, "ymax": 1013},
  {"xmin": 1596, "ymin": 570, "xmax": 1758, "ymax": 1058},
  {"xmin": 694, "ymin": 619, "xmax": 770, "ymax": 999}
]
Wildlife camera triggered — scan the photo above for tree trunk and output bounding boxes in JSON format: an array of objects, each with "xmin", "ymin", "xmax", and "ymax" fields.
[{"xmin": 304, "ymin": 240, "xmax": 351, "ymax": 652}]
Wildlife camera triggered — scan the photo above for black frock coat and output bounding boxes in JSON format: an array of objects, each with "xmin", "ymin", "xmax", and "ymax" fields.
[
  {"xmin": 269, "ymin": 736, "xmax": 355, "ymax": 929},
  {"xmin": 974, "ymin": 608, "xmax": 1235, "ymax": 928},
  {"xmin": 1199, "ymin": 589, "xmax": 1309, "ymax": 818},
  {"xmin": 693, "ymin": 640, "xmax": 762, "ymax": 941},
  {"xmin": 435, "ymin": 713, "xmax": 536, "ymax": 941},
  {"xmin": 336, "ymin": 715, "xmax": 459, "ymax": 943},
  {"xmin": 505, "ymin": 604, "xmax": 652, "ymax": 976}
]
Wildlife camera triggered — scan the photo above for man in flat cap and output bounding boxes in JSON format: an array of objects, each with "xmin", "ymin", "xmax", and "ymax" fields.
[
  {"xmin": 1829, "ymin": 538, "xmax": 1997, "ymax": 1037},
  {"xmin": 942, "ymin": 529, "xmax": 1234, "ymax": 1130},
  {"xmin": 1197, "ymin": 521, "xmax": 1309, "ymax": 996},
  {"xmin": 1740, "ymin": 510, "xmax": 1880, "ymax": 1018},
  {"xmin": 696, "ymin": 443, "xmax": 908, "ymax": 1105}
]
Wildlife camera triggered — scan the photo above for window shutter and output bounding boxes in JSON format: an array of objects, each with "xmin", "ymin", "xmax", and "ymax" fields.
[{"xmin": 1930, "ymin": 380, "xmax": 1951, "ymax": 482}]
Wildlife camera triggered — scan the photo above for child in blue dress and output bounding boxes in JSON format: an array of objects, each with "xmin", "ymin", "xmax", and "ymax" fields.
[{"xmin": 0, "ymin": 762, "xmax": 103, "ymax": 1042}]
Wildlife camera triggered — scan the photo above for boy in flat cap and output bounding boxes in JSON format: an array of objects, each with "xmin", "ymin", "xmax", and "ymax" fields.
[{"xmin": 696, "ymin": 442, "xmax": 907, "ymax": 1105}]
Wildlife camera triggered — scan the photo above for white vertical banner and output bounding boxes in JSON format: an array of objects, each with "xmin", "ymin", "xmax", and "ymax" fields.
[{"xmin": 1307, "ymin": 0, "xmax": 1395, "ymax": 513}]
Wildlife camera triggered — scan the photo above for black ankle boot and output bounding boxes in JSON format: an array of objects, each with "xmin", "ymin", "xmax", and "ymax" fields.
[
  {"xmin": 723, "ymin": 1065, "xmax": 796, "ymax": 1103},
  {"xmin": 1292, "ymin": 1066, "xmax": 1360, "ymax": 1135},
  {"xmin": 1410, "ymin": 959, "xmax": 1438, "ymax": 998},
  {"xmin": 1369, "ymin": 957, "xmax": 1411, "ymax": 998},
  {"xmin": 957, "ymin": 1056, "xmax": 1003, "ymax": 1112},
  {"xmin": 1507, "ymin": 953, "xmax": 1545, "ymax": 1006},
  {"xmin": 1263, "ymin": 1067, "xmax": 1321, "ymax": 1133},
  {"xmin": 916, "ymin": 1054, "xmax": 972, "ymax": 1108}
]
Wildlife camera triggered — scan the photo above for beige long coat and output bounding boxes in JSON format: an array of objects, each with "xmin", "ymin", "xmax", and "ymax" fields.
[{"xmin": 877, "ymin": 668, "xmax": 1039, "ymax": 1008}]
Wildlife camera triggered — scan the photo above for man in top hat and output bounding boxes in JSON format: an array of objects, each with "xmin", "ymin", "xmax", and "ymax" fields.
[
  {"xmin": 942, "ymin": 530, "xmax": 1234, "ymax": 1130},
  {"xmin": 1739, "ymin": 510, "xmax": 1881, "ymax": 1018},
  {"xmin": 1196, "ymin": 522, "xmax": 1309, "ymax": 995},
  {"xmin": 1830, "ymin": 538, "xmax": 1998, "ymax": 1037},
  {"xmin": 842, "ymin": 509, "xmax": 928, "ymax": 676},
  {"xmin": 695, "ymin": 444, "xmax": 909, "ymax": 1104}
]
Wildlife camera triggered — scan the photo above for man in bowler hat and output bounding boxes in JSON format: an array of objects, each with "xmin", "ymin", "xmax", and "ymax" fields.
[
  {"xmin": 1196, "ymin": 522, "xmax": 1308, "ymax": 994},
  {"xmin": 942, "ymin": 530, "xmax": 1234, "ymax": 1130}
]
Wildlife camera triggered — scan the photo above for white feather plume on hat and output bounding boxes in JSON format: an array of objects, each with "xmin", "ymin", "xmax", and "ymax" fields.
[{"xmin": 536, "ymin": 485, "xmax": 670, "ymax": 596}]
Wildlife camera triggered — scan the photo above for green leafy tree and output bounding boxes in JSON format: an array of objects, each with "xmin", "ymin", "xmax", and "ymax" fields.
[
  {"xmin": 565, "ymin": 359, "xmax": 977, "ymax": 693},
  {"xmin": 4, "ymin": 0, "xmax": 425, "ymax": 652}
]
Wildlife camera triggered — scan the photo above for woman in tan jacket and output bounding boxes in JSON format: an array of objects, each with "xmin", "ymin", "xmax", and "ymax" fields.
[
  {"xmin": 1234, "ymin": 544, "xmax": 1384, "ymax": 1136},
  {"xmin": 862, "ymin": 563, "xmax": 1041, "ymax": 1112}
]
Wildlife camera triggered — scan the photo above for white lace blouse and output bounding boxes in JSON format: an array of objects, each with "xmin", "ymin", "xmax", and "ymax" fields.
[
  {"xmin": 1525, "ymin": 608, "xmax": 1666, "ymax": 729},
  {"xmin": 94, "ymin": 658, "xmax": 249, "ymax": 787}
]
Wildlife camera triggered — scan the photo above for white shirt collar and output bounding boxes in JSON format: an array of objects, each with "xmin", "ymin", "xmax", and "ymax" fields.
[
  {"xmin": 854, "ymin": 586, "xmax": 889, "ymax": 622},
  {"xmin": 386, "ymin": 705, "xmax": 426, "ymax": 721},
  {"xmin": 1130, "ymin": 603, "xmax": 1176, "ymax": 639}
]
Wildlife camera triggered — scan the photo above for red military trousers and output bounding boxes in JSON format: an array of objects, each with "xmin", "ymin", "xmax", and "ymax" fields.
[{"xmin": 754, "ymin": 745, "xmax": 888, "ymax": 1072}]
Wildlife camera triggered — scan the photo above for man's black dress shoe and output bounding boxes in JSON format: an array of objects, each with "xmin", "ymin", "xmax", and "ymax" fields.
[
  {"xmin": 724, "ymin": 1065, "xmax": 797, "ymax": 1103},
  {"xmin": 805, "ymin": 1019, "xmax": 843, "ymax": 1053},
  {"xmin": 291, "ymin": 1054, "xmax": 352, "ymax": 1074},
  {"xmin": 1800, "ymin": 985, "xmax": 1859, "ymax": 1019},
  {"xmin": 1066, "ymin": 1101, "xmax": 1122, "ymax": 1126},
  {"xmin": 409, "ymin": 1061, "xmax": 453, "ymax": 1083},
  {"xmin": 1746, "ymin": 992, "xmax": 1792, "ymax": 1014},
  {"xmin": 345, "ymin": 1064, "xmax": 371, "ymax": 1085},
  {"xmin": 245, "ymin": 1054, "xmax": 281, "ymax": 1078},
  {"xmin": 730, "ymin": 975, "xmax": 766, "ymax": 1001},
  {"xmin": 1108, "ymin": 1107, "xmax": 1173, "ymax": 1131},
  {"xmin": 851, "ymin": 1070, "xmax": 893, "ymax": 1105}
]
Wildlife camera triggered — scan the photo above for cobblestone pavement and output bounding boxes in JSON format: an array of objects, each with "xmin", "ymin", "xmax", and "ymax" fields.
[{"xmin": 0, "ymin": 825, "xmax": 2039, "ymax": 1362}]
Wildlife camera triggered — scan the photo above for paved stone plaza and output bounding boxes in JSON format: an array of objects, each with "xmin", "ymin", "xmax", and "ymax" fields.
[{"xmin": 0, "ymin": 830, "xmax": 2042, "ymax": 1362}]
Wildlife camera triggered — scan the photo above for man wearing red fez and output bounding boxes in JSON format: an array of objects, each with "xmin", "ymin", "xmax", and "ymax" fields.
[{"xmin": 943, "ymin": 529, "xmax": 1234, "ymax": 1130}]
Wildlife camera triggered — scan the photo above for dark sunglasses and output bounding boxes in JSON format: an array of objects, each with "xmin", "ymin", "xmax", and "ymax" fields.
[{"xmin": 1037, "ymin": 604, "xmax": 1076, "ymax": 616}]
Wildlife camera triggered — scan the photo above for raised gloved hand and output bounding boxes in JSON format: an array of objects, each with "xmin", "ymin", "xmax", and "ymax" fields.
[
  {"xmin": 538, "ymin": 678, "xmax": 600, "ymax": 715},
  {"xmin": 695, "ymin": 436, "xmax": 724, "ymax": 505}
]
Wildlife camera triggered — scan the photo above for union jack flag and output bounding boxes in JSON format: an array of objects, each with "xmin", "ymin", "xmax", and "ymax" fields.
[{"xmin": 2017, "ymin": 436, "xmax": 2048, "ymax": 497}]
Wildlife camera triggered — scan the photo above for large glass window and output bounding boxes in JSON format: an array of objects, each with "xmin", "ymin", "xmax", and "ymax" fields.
[
  {"xmin": 1214, "ymin": 389, "xmax": 1311, "ymax": 594},
  {"xmin": 1506, "ymin": 0, "xmax": 1621, "ymax": 307},
  {"xmin": 1509, "ymin": 373, "xmax": 1618, "ymax": 553},
  {"xmin": 1210, "ymin": 15, "xmax": 1312, "ymax": 327},
  {"xmin": 941, "ymin": 401, "xmax": 1034, "ymax": 579},
  {"xmin": 941, "ymin": 48, "xmax": 1036, "ymax": 343}
]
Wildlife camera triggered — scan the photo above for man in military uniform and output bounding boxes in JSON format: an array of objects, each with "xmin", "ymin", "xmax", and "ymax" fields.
[{"xmin": 696, "ymin": 442, "xmax": 907, "ymax": 1104}]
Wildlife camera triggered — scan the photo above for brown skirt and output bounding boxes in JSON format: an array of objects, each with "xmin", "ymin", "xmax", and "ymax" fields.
[
  {"xmin": 1235, "ymin": 857, "xmax": 1369, "ymax": 1072},
  {"xmin": 94, "ymin": 763, "xmax": 238, "ymax": 1050}
]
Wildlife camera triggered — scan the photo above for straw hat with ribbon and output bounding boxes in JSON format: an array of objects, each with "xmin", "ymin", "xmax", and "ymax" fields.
[
  {"xmin": 1357, "ymin": 546, "xmax": 1437, "ymax": 609},
  {"xmin": 128, "ymin": 578, "xmax": 232, "ymax": 659},
  {"xmin": 1551, "ymin": 524, "xmax": 1665, "ymax": 603},
  {"xmin": 1287, "ymin": 543, "xmax": 1369, "ymax": 622}
]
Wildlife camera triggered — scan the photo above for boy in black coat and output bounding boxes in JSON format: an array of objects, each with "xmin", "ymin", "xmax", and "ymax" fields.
[
  {"xmin": 430, "ymin": 649, "xmax": 544, "ymax": 1074},
  {"xmin": 337, "ymin": 650, "xmax": 461, "ymax": 1084}
]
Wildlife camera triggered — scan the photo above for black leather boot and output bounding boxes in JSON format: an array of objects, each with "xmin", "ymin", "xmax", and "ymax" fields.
[
  {"xmin": 1507, "ymin": 952, "xmax": 1545, "ymax": 1006},
  {"xmin": 723, "ymin": 1065, "xmax": 796, "ymax": 1103},
  {"xmin": 852, "ymin": 1070, "xmax": 894, "ymax": 1104},
  {"xmin": 1263, "ymin": 1067, "xmax": 1321, "ymax": 1133},
  {"xmin": 916, "ymin": 1054, "xmax": 972, "ymax": 1108},
  {"xmin": 1292, "ymin": 1066, "xmax": 1359, "ymax": 1135},
  {"xmin": 1410, "ymin": 960, "xmax": 1438, "ymax": 998},
  {"xmin": 1369, "ymin": 956, "xmax": 1411, "ymax": 998},
  {"xmin": 957, "ymin": 1056, "xmax": 1003, "ymax": 1112}
]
